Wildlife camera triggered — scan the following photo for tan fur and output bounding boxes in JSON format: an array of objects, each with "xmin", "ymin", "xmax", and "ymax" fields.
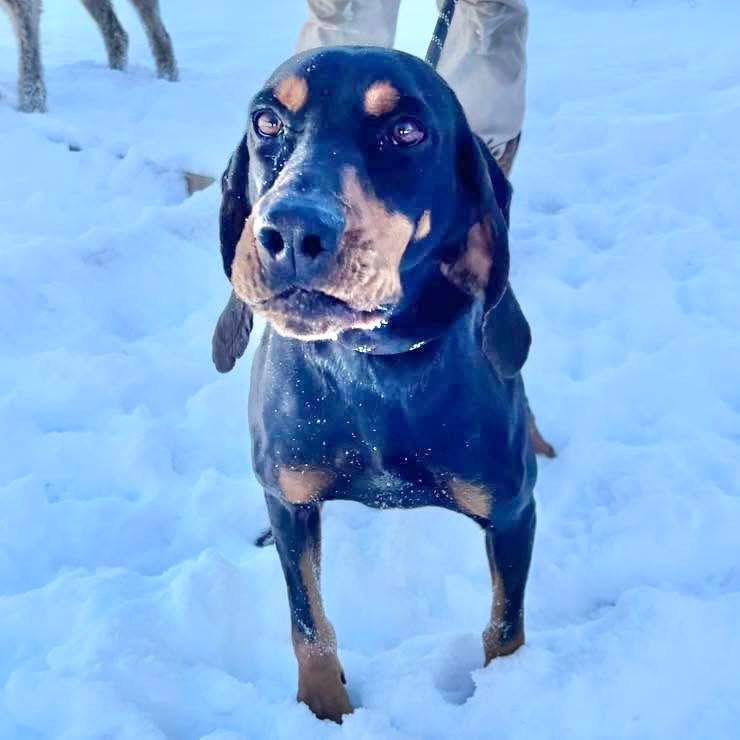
[
  {"xmin": 275, "ymin": 75, "xmax": 308, "ymax": 113},
  {"xmin": 363, "ymin": 80, "xmax": 400, "ymax": 117},
  {"xmin": 313, "ymin": 166, "xmax": 413, "ymax": 311},
  {"xmin": 449, "ymin": 477, "xmax": 492, "ymax": 519},
  {"xmin": 482, "ymin": 560, "xmax": 525, "ymax": 664},
  {"xmin": 260, "ymin": 294, "xmax": 386, "ymax": 342},
  {"xmin": 413, "ymin": 210, "xmax": 432, "ymax": 241},
  {"xmin": 278, "ymin": 466, "xmax": 335, "ymax": 505},
  {"xmin": 293, "ymin": 550, "xmax": 353, "ymax": 722},
  {"xmin": 441, "ymin": 218, "xmax": 494, "ymax": 298},
  {"xmin": 230, "ymin": 166, "xmax": 413, "ymax": 341},
  {"xmin": 230, "ymin": 215, "xmax": 273, "ymax": 304}
]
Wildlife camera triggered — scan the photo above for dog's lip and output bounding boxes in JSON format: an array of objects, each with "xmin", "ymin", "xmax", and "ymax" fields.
[
  {"xmin": 256, "ymin": 287, "xmax": 389, "ymax": 315},
  {"xmin": 256, "ymin": 287, "xmax": 343, "ymax": 308}
]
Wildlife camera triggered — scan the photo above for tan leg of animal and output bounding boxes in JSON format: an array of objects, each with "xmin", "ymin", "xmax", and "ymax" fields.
[
  {"xmin": 481, "ymin": 502, "xmax": 535, "ymax": 665},
  {"xmin": 79, "ymin": 0, "xmax": 129, "ymax": 70},
  {"xmin": 128, "ymin": 0, "xmax": 178, "ymax": 81},
  {"xmin": 265, "ymin": 495, "xmax": 352, "ymax": 723},
  {"xmin": 292, "ymin": 546, "xmax": 352, "ymax": 722},
  {"xmin": 2, "ymin": 0, "xmax": 46, "ymax": 112}
]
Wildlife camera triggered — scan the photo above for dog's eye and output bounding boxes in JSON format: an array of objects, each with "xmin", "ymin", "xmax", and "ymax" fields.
[
  {"xmin": 254, "ymin": 110, "xmax": 284, "ymax": 138},
  {"xmin": 391, "ymin": 118, "xmax": 425, "ymax": 147}
]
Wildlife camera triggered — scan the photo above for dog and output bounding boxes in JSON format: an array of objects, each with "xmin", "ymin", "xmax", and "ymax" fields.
[
  {"xmin": 1, "ymin": 0, "xmax": 177, "ymax": 113},
  {"xmin": 214, "ymin": 46, "xmax": 538, "ymax": 722}
]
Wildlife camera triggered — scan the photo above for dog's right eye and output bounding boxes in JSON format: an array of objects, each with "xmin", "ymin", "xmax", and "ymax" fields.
[
  {"xmin": 254, "ymin": 110, "xmax": 284, "ymax": 138},
  {"xmin": 390, "ymin": 118, "xmax": 426, "ymax": 147}
]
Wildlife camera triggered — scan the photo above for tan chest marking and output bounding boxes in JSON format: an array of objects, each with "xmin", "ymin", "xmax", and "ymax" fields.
[
  {"xmin": 449, "ymin": 477, "xmax": 492, "ymax": 519},
  {"xmin": 279, "ymin": 465, "xmax": 336, "ymax": 505}
]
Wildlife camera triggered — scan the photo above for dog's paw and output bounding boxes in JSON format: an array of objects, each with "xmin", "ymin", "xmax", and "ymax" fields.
[
  {"xmin": 482, "ymin": 626, "xmax": 525, "ymax": 666},
  {"xmin": 297, "ymin": 651, "xmax": 353, "ymax": 723},
  {"xmin": 212, "ymin": 291, "xmax": 253, "ymax": 373}
]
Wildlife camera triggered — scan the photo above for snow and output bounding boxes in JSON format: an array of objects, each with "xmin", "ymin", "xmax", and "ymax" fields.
[{"xmin": 1, "ymin": 0, "xmax": 739, "ymax": 737}]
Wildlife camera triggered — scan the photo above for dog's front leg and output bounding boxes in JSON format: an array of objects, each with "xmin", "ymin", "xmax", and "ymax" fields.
[
  {"xmin": 481, "ymin": 500, "xmax": 536, "ymax": 665},
  {"xmin": 264, "ymin": 493, "xmax": 352, "ymax": 723}
]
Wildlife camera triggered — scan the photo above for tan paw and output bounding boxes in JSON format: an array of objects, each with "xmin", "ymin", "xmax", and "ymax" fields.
[
  {"xmin": 296, "ymin": 648, "xmax": 353, "ymax": 723},
  {"xmin": 482, "ymin": 626, "xmax": 525, "ymax": 666}
]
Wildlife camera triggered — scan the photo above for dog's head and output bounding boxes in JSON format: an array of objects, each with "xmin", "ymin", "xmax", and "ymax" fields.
[{"xmin": 220, "ymin": 47, "xmax": 516, "ymax": 354}]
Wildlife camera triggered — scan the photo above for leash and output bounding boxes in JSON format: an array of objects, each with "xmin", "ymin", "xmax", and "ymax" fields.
[{"xmin": 425, "ymin": 0, "xmax": 459, "ymax": 70}]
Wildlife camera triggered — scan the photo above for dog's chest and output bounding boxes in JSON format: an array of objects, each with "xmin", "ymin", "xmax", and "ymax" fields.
[{"xmin": 249, "ymin": 330, "xmax": 529, "ymax": 509}]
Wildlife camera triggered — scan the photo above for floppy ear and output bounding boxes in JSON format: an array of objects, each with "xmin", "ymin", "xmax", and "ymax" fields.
[
  {"xmin": 212, "ymin": 288, "xmax": 254, "ymax": 373},
  {"xmin": 445, "ymin": 130, "xmax": 531, "ymax": 378},
  {"xmin": 212, "ymin": 136, "xmax": 255, "ymax": 373},
  {"xmin": 220, "ymin": 135, "xmax": 252, "ymax": 277}
]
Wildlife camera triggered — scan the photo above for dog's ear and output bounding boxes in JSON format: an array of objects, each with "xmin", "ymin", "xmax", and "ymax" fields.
[
  {"xmin": 213, "ymin": 135, "xmax": 254, "ymax": 373},
  {"xmin": 212, "ymin": 289, "xmax": 254, "ymax": 373},
  {"xmin": 220, "ymin": 135, "xmax": 252, "ymax": 278},
  {"xmin": 445, "ymin": 130, "xmax": 530, "ymax": 378}
]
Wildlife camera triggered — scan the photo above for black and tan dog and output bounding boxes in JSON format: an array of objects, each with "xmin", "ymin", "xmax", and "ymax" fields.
[{"xmin": 213, "ymin": 47, "xmax": 539, "ymax": 722}]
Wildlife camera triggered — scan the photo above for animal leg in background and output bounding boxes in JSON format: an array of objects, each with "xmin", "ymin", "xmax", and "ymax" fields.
[
  {"xmin": 2, "ymin": 0, "xmax": 46, "ymax": 112},
  {"xmin": 79, "ymin": 0, "xmax": 129, "ymax": 70},
  {"xmin": 128, "ymin": 0, "xmax": 178, "ymax": 81}
]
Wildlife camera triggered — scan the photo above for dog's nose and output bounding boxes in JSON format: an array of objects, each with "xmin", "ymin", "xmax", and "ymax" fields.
[{"xmin": 256, "ymin": 198, "xmax": 344, "ymax": 283}]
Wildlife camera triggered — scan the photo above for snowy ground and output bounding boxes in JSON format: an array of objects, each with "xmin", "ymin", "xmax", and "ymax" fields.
[{"xmin": 1, "ymin": 0, "xmax": 739, "ymax": 737}]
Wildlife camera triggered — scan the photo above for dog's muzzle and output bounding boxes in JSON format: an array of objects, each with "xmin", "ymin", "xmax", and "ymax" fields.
[{"xmin": 254, "ymin": 194, "xmax": 345, "ymax": 291}]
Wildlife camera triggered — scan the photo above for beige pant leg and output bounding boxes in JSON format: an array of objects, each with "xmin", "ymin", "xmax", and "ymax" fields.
[
  {"xmin": 437, "ymin": 0, "xmax": 528, "ymax": 157},
  {"xmin": 297, "ymin": 0, "xmax": 402, "ymax": 51}
]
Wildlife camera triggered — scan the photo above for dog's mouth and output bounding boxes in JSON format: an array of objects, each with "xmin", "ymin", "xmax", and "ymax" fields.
[{"xmin": 254, "ymin": 288, "xmax": 388, "ymax": 341}]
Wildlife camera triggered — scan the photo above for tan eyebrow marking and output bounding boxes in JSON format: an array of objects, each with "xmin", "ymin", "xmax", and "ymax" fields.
[
  {"xmin": 275, "ymin": 75, "xmax": 309, "ymax": 113},
  {"xmin": 364, "ymin": 80, "xmax": 401, "ymax": 117},
  {"xmin": 413, "ymin": 210, "xmax": 432, "ymax": 241}
]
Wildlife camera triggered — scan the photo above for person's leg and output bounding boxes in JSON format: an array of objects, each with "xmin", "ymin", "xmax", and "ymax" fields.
[
  {"xmin": 296, "ymin": 0, "xmax": 402, "ymax": 52},
  {"xmin": 437, "ymin": 0, "xmax": 528, "ymax": 175}
]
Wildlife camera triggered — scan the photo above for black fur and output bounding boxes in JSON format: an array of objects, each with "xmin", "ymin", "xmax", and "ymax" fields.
[{"xmin": 213, "ymin": 47, "xmax": 537, "ymax": 722}]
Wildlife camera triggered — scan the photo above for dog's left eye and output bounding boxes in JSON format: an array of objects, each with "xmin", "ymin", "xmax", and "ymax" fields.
[
  {"xmin": 391, "ymin": 118, "xmax": 426, "ymax": 147},
  {"xmin": 254, "ymin": 110, "xmax": 284, "ymax": 138}
]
